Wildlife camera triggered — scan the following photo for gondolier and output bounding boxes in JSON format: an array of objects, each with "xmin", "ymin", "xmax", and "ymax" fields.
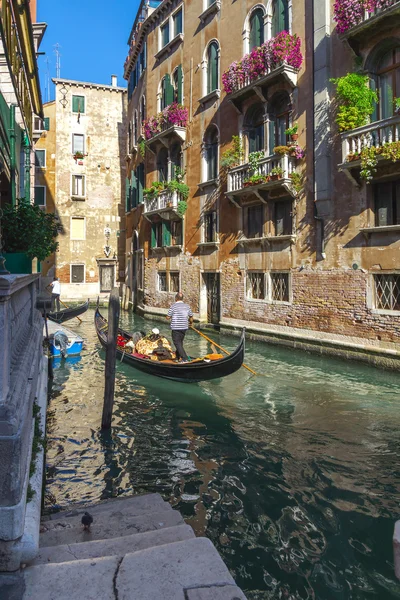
[
  {"xmin": 167, "ymin": 292, "xmax": 193, "ymax": 362},
  {"xmin": 48, "ymin": 276, "xmax": 61, "ymax": 312}
]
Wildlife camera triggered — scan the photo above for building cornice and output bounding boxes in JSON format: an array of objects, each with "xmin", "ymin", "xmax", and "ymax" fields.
[{"xmin": 52, "ymin": 78, "xmax": 127, "ymax": 93}]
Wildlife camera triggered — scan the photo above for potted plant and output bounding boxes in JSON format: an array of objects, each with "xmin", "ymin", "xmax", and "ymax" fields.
[
  {"xmin": 347, "ymin": 152, "xmax": 360, "ymax": 162},
  {"xmin": 73, "ymin": 151, "xmax": 84, "ymax": 161},
  {"xmin": 285, "ymin": 123, "xmax": 299, "ymax": 142},
  {"xmin": 270, "ymin": 167, "xmax": 284, "ymax": 180},
  {"xmin": 394, "ymin": 98, "xmax": 400, "ymax": 115},
  {"xmin": 220, "ymin": 136, "xmax": 243, "ymax": 170},
  {"xmin": 273, "ymin": 145, "xmax": 290, "ymax": 155},
  {"xmin": 1, "ymin": 202, "xmax": 60, "ymax": 273},
  {"xmin": 243, "ymin": 174, "xmax": 268, "ymax": 187}
]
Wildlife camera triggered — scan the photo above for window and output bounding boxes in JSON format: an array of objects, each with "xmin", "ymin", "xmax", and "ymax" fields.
[
  {"xmin": 71, "ymin": 264, "xmax": 85, "ymax": 283},
  {"xmin": 137, "ymin": 163, "xmax": 145, "ymax": 204},
  {"xmin": 171, "ymin": 220, "xmax": 183, "ymax": 245},
  {"xmin": 204, "ymin": 211, "xmax": 217, "ymax": 243},
  {"xmin": 249, "ymin": 8, "xmax": 264, "ymax": 51},
  {"xmin": 157, "ymin": 148, "xmax": 169, "ymax": 182},
  {"xmin": 373, "ymin": 46, "xmax": 400, "ymax": 121},
  {"xmin": 161, "ymin": 20, "xmax": 170, "ymax": 47},
  {"xmin": 274, "ymin": 200, "xmax": 292, "ymax": 235},
  {"xmin": 204, "ymin": 126, "xmax": 218, "ymax": 181},
  {"xmin": 158, "ymin": 271, "xmax": 167, "ymax": 291},
  {"xmin": 70, "ymin": 216, "xmax": 85, "ymax": 240},
  {"xmin": 170, "ymin": 272, "xmax": 180, "ymax": 292},
  {"xmin": 35, "ymin": 149, "xmax": 46, "ymax": 168},
  {"xmin": 160, "ymin": 74, "xmax": 174, "ymax": 110},
  {"xmin": 72, "ymin": 95, "xmax": 85, "ymax": 114},
  {"xmin": 140, "ymin": 95, "xmax": 146, "ymax": 124},
  {"xmin": 245, "ymin": 103, "xmax": 265, "ymax": 154},
  {"xmin": 374, "ymin": 181, "xmax": 400, "ymax": 226},
  {"xmin": 134, "ymin": 111, "xmax": 138, "ymax": 145},
  {"xmin": 271, "ymin": 272, "xmax": 290, "ymax": 302},
  {"xmin": 172, "ymin": 65, "xmax": 183, "ymax": 104},
  {"xmin": 173, "ymin": 8, "xmax": 183, "ymax": 36},
  {"xmin": 207, "ymin": 42, "xmax": 219, "ymax": 94},
  {"xmin": 171, "ymin": 143, "xmax": 182, "ymax": 179},
  {"xmin": 272, "ymin": 0, "xmax": 289, "ymax": 37},
  {"xmin": 245, "ymin": 204, "xmax": 263, "ymax": 238},
  {"xmin": 268, "ymin": 93, "xmax": 290, "ymax": 154},
  {"xmin": 374, "ymin": 274, "xmax": 400, "ymax": 311},
  {"xmin": 151, "ymin": 222, "xmax": 163, "ymax": 248},
  {"xmin": 72, "ymin": 174, "xmax": 86, "ymax": 198},
  {"xmin": 34, "ymin": 186, "xmax": 45, "ymax": 206},
  {"xmin": 248, "ymin": 272, "xmax": 265, "ymax": 300},
  {"xmin": 72, "ymin": 134, "xmax": 84, "ymax": 154}
]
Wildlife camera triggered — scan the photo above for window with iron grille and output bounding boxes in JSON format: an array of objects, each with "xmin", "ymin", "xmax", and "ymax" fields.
[
  {"xmin": 374, "ymin": 181, "xmax": 400, "ymax": 226},
  {"xmin": 158, "ymin": 271, "xmax": 167, "ymax": 292},
  {"xmin": 170, "ymin": 272, "xmax": 180, "ymax": 292},
  {"xmin": 71, "ymin": 264, "xmax": 85, "ymax": 283},
  {"xmin": 374, "ymin": 274, "xmax": 400, "ymax": 311},
  {"xmin": 245, "ymin": 204, "xmax": 263, "ymax": 238},
  {"xmin": 271, "ymin": 272, "xmax": 290, "ymax": 302},
  {"xmin": 204, "ymin": 212, "xmax": 217, "ymax": 243},
  {"xmin": 247, "ymin": 272, "xmax": 265, "ymax": 300}
]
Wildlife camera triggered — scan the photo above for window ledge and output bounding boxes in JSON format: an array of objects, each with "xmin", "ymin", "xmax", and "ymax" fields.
[
  {"xmin": 360, "ymin": 225, "xmax": 400, "ymax": 235},
  {"xmin": 371, "ymin": 308, "xmax": 400, "ymax": 316},
  {"xmin": 239, "ymin": 236, "xmax": 269, "ymax": 244},
  {"xmin": 164, "ymin": 245, "xmax": 182, "ymax": 251},
  {"xmin": 239, "ymin": 235, "xmax": 295, "ymax": 245},
  {"xmin": 71, "ymin": 195, "xmax": 86, "ymax": 201},
  {"xmin": 197, "ymin": 241, "xmax": 220, "ymax": 247},
  {"xmin": 155, "ymin": 33, "xmax": 184, "ymax": 60},
  {"xmin": 198, "ymin": 178, "xmax": 218, "ymax": 190},
  {"xmin": 198, "ymin": 89, "xmax": 221, "ymax": 106},
  {"xmin": 199, "ymin": 1, "xmax": 221, "ymax": 21}
]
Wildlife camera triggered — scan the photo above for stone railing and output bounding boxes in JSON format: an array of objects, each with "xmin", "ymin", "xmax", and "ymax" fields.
[
  {"xmin": 144, "ymin": 189, "xmax": 179, "ymax": 213},
  {"xmin": 335, "ymin": 0, "xmax": 400, "ymax": 35},
  {"xmin": 227, "ymin": 153, "xmax": 295, "ymax": 193},
  {"xmin": 341, "ymin": 114, "xmax": 400, "ymax": 162}
]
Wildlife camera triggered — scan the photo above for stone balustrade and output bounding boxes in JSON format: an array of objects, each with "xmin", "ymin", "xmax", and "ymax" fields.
[
  {"xmin": 227, "ymin": 153, "xmax": 295, "ymax": 193},
  {"xmin": 341, "ymin": 114, "xmax": 400, "ymax": 162}
]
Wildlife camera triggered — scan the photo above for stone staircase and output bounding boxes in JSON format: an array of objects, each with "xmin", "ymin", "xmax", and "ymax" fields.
[{"xmin": 20, "ymin": 494, "xmax": 247, "ymax": 599}]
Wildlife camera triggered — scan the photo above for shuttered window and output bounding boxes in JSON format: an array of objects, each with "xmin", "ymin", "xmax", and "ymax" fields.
[
  {"xmin": 249, "ymin": 9, "xmax": 264, "ymax": 50},
  {"xmin": 173, "ymin": 8, "xmax": 183, "ymax": 36},
  {"xmin": 44, "ymin": 117, "xmax": 50, "ymax": 131},
  {"xmin": 137, "ymin": 163, "xmax": 145, "ymax": 204},
  {"xmin": 125, "ymin": 177, "xmax": 131, "ymax": 212},
  {"xmin": 162, "ymin": 221, "xmax": 171, "ymax": 247},
  {"xmin": 245, "ymin": 204, "xmax": 263, "ymax": 238},
  {"xmin": 272, "ymin": 0, "xmax": 289, "ymax": 36},
  {"xmin": 72, "ymin": 95, "xmax": 85, "ymax": 114},
  {"xmin": 34, "ymin": 186, "xmax": 45, "ymax": 206},
  {"xmin": 274, "ymin": 200, "xmax": 292, "ymax": 236},
  {"xmin": 131, "ymin": 170, "xmax": 137, "ymax": 208},
  {"xmin": 374, "ymin": 181, "xmax": 400, "ymax": 226},
  {"xmin": 70, "ymin": 217, "xmax": 85, "ymax": 240},
  {"xmin": 207, "ymin": 42, "xmax": 219, "ymax": 94},
  {"xmin": 71, "ymin": 264, "xmax": 85, "ymax": 283}
]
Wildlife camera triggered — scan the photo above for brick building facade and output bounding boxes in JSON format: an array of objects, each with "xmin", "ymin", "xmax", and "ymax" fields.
[{"xmin": 123, "ymin": 0, "xmax": 400, "ymax": 351}]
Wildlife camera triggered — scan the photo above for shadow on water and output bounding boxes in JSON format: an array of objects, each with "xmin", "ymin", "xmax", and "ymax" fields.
[{"xmin": 45, "ymin": 309, "xmax": 400, "ymax": 600}]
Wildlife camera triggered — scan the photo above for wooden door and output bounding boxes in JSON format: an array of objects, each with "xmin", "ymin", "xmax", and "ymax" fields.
[
  {"xmin": 100, "ymin": 265, "xmax": 114, "ymax": 292},
  {"xmin": 205, "ymin": 273, "xmax": 220, "ymax": 324}
]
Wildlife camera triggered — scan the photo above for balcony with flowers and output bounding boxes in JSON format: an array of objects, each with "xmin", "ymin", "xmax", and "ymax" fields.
[
  {"xmin": 222, "ymin": 32, "xmax": 303, "ymax": 113},
  {"xmin": 143, "ymin": 178, "xmax": 189, "ymax": 220},
  {"xmin": 143, "ymin": 103, "xmax": 188, "ymax": 152},
  {"xmin": 334, "ymin": 0, "xmax": 400, "ymax": 42}
]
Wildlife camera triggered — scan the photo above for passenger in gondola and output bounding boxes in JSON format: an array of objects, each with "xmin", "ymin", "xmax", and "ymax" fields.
[{"xmin": 152, "ymin": 339, "xmax": 173, "ymax": 361}]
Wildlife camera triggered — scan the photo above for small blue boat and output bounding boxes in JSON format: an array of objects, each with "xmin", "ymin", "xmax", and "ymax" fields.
[{"xmin": 45, "ymin": 321, "xmax": 84, "ymax": 358}]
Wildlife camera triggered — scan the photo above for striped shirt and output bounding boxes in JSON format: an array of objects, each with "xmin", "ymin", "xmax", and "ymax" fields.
[{"xmin": 168, "ymin": 301, "xmax": 193, "ymax": 330}]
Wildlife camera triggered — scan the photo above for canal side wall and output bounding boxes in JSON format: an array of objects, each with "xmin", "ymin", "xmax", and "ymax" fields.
[{"xmin": 0, "ymin": 275, "xmax": 47, "ymax": 571}]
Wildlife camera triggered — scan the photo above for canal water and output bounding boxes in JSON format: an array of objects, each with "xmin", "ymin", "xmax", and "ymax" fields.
[{"xmin": 46, "ymin": 309, "xmax": 400, "ymax": 599}]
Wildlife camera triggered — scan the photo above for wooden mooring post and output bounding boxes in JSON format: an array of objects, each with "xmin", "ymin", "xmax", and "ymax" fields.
[{"xmin": 101, "ymin": 288, "xmax": 120, "ymax": 429}]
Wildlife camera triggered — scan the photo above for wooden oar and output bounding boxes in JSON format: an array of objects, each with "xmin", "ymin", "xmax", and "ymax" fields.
[
  {"xmin": 190, "ymin": 326, "xmax": 257, "ymax": 376},
  {"xmin": 60, "ymin": 298, "xmax": 83, "ymax": 324}
]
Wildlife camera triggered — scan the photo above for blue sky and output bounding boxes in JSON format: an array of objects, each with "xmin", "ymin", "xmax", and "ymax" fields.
[{"xmin": 37, "ymin": 0, "xmax": 137, "ymax": 102}]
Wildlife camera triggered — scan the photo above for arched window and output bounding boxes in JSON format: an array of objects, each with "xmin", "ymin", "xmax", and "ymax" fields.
[
  {"xmin": 160, "ymin": 74, "xmax": 174, "ymax": 110},
  {"xmin": 267, "ymin": 93, "xmax": 290, "ymax": 154},
  {"xmin": 207, "ymin": 42, "xmax": 219, "ymax": 94},
  {"xmin": 204, "ymin": 126, "xmax": 219, "ymax": 181},
  {"xmin": 134, "ymin": 111, "xmax": 138, "ymax": 145},
  {"xmin": 172, "ymin": 65, "xmax": 183, "ymax": 103},
  {"xmin": 170, "ymin": 143, "xmax": 182, "ymax": 179},
  {"xmin": 157, "ymin": 147, "xmax": 168, "ymax": 182},
  {"xmin": 245, "ymin": 103, "xmax": 265, "ymax": 154},
  {"xmin": 140, "ymin": 96, "xmax": 146, "ymax": 124},
  {"xmin": 128, "ymin": 123, "xmax": 132, "ymax": 152},
  {"xmin": 374, "ymin": 46, "xmax": 400, "ymax": 121},
  {"xmin": 249, "ymin": 8, "xmax": 264, "ymax": 50},
  {"xmin": 272, "ymin": 0, "xmax": 289, "ymax": 37}
]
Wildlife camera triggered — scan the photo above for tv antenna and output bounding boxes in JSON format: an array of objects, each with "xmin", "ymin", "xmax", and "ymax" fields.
[
  {"xmin": 44, "ymin": 57, "xmax": 51, "ymax": 102},
  {"xmin": 54, "ymin": 43, "xmax": 61, "ymax": 78}
]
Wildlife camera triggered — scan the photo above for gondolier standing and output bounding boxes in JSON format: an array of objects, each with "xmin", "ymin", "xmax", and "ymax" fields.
[
  {"xmin": 48, "ymin": 276, "xmax": 61, "ymax": 312},
  {"xmin": 167, "ymin": 292, "xmax": 193, "ymax": 362}
]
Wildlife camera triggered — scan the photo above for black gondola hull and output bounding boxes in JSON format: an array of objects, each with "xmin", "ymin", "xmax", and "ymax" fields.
[
  {"xmin": 94, "ymin": 308, "xmax": 245, "ymax": 383},
  {"xmin": 48, "ymin": 300, "xmax": 89, "ymax": 324}
]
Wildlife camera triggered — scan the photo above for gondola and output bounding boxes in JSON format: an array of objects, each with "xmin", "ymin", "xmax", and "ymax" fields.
[
  {"xmin": 94, "ymin": 307, "xmax": 245, "ymax": 383},
  {"xmin": 48, "ymin": 300, "xmax": 89, "ymax": 324}
]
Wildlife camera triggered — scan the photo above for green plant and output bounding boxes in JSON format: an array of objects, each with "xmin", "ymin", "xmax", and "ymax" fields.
[
  {"xmin": 138, "ymin": 140, "xmax": 146, "ymax": 159},
  {"xmin": 173, "ymin": 166, "xmax": 186, "ymax": 182},
  {"xmin": 220, "ymin": 135, "xmax": 243, "ymax": 169},
  {"xmin": 143, "ymin": 181, "xmax": 166, "ymax": 198},
  {"xmin": 394, "ymin": 97, "xmax": 400, "ymax": 112},
  {"xmin": 284, "ymin": 123, "xmax": 298, "ymax": 136},
  {"xmin": 244, "ymin": 174, "xmax": 268, "ymax": 185},
  {"xmin": 2, "ymin": 202, "xmax": 60, "ymax": 261},
  {"xmin": 289, "ymin": 172, "xmax": 302, "ymax": 194},
  {"xmin": 381, "ymin": 141, "xmax": 400, "ymax": 162},
  {"xmin": 177, "ymin": 200, "xmax": 187, "ymax": 216},
  {"xmin": 273, "ymin": 145, "xmax": 290, "ymax": 155},
  {"xmin": 73, "ymin": 151, "xmax": 84, "ymax": 159},
  {"xmin": 330, "ymin": 73, "xmax": 378, "ymax": 132},
  {"xmin": 360, "ymin": 146, "xmax": 378, "ymax": 182},
  {"xmin": 143, "ymin": 179, "xmax": 190, "ymax": 202},
  {"xmin": 270, "ymin": 166, "xmax": 284, "ymax": 177},
  {"xmin": 248, "ymin": 151, "xmax": 264, "ymax": 175}
]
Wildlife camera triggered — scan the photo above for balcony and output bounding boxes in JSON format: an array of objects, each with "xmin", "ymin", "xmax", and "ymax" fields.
[
  {"xmin": 340, "ymin": 114, "xmax": 400, "ymax": 184},
  {"xmin": 143, "ymin": 189, "xmax": 183, "ymax": 219},
  {"xmin": 226, "ymin": 154, "xmax": 297, "ymax": 205},
  {"xmin": 336, "ymin": 1, "xmax": 400, "ymax": 44},
  {"xmin": 143, "ymin": 103, "xmax": 188, "ymax": 152}
]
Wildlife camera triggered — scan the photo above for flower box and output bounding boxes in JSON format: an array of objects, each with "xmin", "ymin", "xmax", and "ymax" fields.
[{"xmin": 143, "ymin": 103, "xmax": 188, "ymax": 141}]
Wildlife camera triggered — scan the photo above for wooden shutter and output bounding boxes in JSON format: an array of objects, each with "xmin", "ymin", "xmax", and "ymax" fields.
[
  {"xmin": 375, "ymin": 182, "xmax": 392, "ymax": 226},
  {"xmin": 208, "ymin": 44, "xmax": 218, "ymax": 94},
  {"xmin": 137, "ymin": 163, "xmax": 144, "ymax": 204},
  {"xmin": 272, "ymin": 0, "xmax": 288, "ymax": 36},
  {"xmin": 250, "ymin": 9, "xmax": 264, "ymax": 50},
  {"xmin": 72, "ymin": 96, "xmax": 85, "ymax": 113},
  {"xmin": 268, "ymin": 119, "xmax": 276, "ymax": 155},
  {"xmin": 162, "ymin": 221, "xmax": 171, "ymax": 247},
  {"xmin": 165, "ymin": 74, "xmax": 174, "ymax": 106},
  {"xmin": 34, "ymin": 186, "xmax": 45, "ymax": 206},
  {"xmin": 44, "ymin": 117, "xmax": 50, "ymax": 131},
  {"xmin": 177, "ymin": 64, "xmax": 183, "ymax": 103},
  {"xmin": 131, "ymin": 170, "xmax": 137, "ymax": 208},
  {"xmin": 143, "ymin": 42, "xmax": 147, "ymax": 70},
  {"xmin": 151, "ymin": 224, "xmax": 157, "ymax": 248},
  {"xmin": 125, "ymin": 177, "xmax": 131, "ymax": 212}
]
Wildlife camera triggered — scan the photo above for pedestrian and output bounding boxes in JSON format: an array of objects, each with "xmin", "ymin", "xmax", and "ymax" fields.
[
  {"xmin": 48, "ymin": 276, "xmax": 61, "ymax": 312},
  {"xmin": 166, "ymin": 292, "xmax": 193, "ymax": 362}
]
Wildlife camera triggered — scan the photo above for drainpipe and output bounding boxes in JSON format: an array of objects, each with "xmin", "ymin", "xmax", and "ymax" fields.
[
  {"xmin": 9, "ymin": 104, "xmax": 16, "ymax": 206},
  {"xmin": 24, "ymin": 135, "xmax": 31, "ymax": 203}
]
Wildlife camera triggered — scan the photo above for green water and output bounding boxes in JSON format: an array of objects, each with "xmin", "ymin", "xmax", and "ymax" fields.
[{"xmin": 46, "ymin": 309, "xmax": 400, "ymax": 599}]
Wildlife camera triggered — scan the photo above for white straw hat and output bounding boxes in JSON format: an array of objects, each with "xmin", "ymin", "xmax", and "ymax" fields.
[{"xmin": 151, "ymin": 328, "xmax": 160, "ymax": 335}]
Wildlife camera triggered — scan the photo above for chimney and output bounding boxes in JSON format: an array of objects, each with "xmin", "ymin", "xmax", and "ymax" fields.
[{"xmin": 111, "ymin": 75, "xmax": 117, "ymax": 87}]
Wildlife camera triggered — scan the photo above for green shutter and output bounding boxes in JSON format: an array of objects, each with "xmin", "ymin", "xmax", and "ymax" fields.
[
  {"xmin": 174, "ymin": 9, "xmax": 182, "ymax": 36},
  {"xmin": 272, "ymin": 0, "xmax": 288, "ymax": 36},
  {"xmin": 268, "ymin": 119, "xmax": 276, "ymax": 155},
  {"xmin": 208, "ymin": 44, "xmax": 218, "ymax": 94},
  {"xmin": 165, "ymin": 74, "xmax": 174, "ymax": 107},
  {"xmin": 250, "ymin": 9, "xmax": 264, "ymax": 50},
  {"xmin": 125, "ymin": 177, "xmax": 131, "ymax": 212},
  {"xmin": 34, "ymin": 186, "xmax": 45, "ymax": 206},
  {"xmin": 143, "ymin": 42, "xmax": 147, "ymax": 70},
  {"xmin": 44, "ymin": 117, "xmax": 50, "ymax": 131},
  {"xmin": 137, "ymin": 164, "xmax": 144, "ymax": 204},
  {"xmin": 131, "ymin": 170, "xmax": 137, "ymax": 208},
  {"xmin": 72, "ymin": 95, "xmax": 85, "ymax": 113},
  {"xmin": 162, "ymin": 221, "xmax": 171, "ymax": 247},
  {"xmin": 151, "ymin": 224, "xmax": 157, "ymax": 248},
  {"xmin": 177, "ymin": 64, "xmax": 183, "ymax": 103}
]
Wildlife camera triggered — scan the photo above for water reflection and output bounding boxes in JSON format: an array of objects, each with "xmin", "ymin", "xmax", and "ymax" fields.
[{"xmin": 45, "ymin": 309, "xmax": 400, "ymax": 599}]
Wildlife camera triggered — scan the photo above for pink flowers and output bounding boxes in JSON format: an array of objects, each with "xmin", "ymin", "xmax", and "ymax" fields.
[
  {"xmin": 290, "ymin": 145, "xmax": 305, "ymax": 160},
  {"xmin": 143, "ymin": 103, "xmax": 188, "ymax": 140},
  {"xmin": 333, "ymin": 0, "xmax": 396, "ymax": 34},
  {"xmin": 222, "ymin": 32, "xmax": 303, "ymax": 95}
]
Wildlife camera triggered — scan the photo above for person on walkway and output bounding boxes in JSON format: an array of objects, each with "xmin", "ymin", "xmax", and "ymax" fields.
[
  {"xmin": 48, "ymin": 276, "xmax": 61, "ymax": 312},
  {"xmin": 167, "ymin": 292, "xmax": 193, "ymax": 362}
]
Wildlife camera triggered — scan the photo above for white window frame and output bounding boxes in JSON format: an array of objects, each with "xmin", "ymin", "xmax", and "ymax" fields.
[
  {"xmin": 34, "ymin": 185, "xmax": 46, "ymax": 207},
  {"xmin": 70, "ymin": 263, "xmax": 86, "ymax": 284},
  {"xmin": 72, "ymin": 133, "xmax": 85, "ymax": 155},
  {"xmin": 269, "ymin": 271, "xmax": 292, "ymax": 304},
  {"xmin": 70, "ymin": 216, "xmax": 86, "ymax": 241},
  {"xmin": 71, "ymin": 94, "xmax": 86, "ymax": 114},
  {"xmin": 200, "ymin": 39, "xmax": 221, "ymax": 102},
  {"xmin": 371, "ymin": 272, "xmax": 400, "ymax": 314},
  {"xmin": 243, "ymin": 4, "xmax": 268, "ymax": 54},
  {"xmin": 200, "ymin": 0, "xmax": 221, "ymax": 21},
  {"xmin": 201, "ymin": 124, "xmax": 219, "ymax": 184},
  {"xmin": 71, "ymin": 174, "xmax": 86, "ymax": 199},
  {"xmin": 35, "ymin": 148, "xmax": 46, "ymax": 169},
  {"xmin": 158, "ymin": 4, "xmax": 184, "ymax": 53},
  {"xmin": 158, "ymin": 271, "xmax": 168, "ymax": 292}
]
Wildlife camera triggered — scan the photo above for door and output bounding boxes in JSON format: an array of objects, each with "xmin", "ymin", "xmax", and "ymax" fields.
[
  {"xmin": 205, "ymin": 273, "xmax": 220, "ymax": 324},
  {"xmin": 100, "ymin": 265, "xmax": 115, "ymax": 292}
]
